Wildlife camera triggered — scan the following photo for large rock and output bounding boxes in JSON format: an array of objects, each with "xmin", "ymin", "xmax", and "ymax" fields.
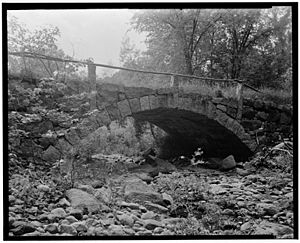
[
  {"xmin": 253, "ymin": 221, "xmax": 293, "ymax": 237},
  {"xmin": 124, "ymin": 178, "xmax": 163, "ymax": 204},
  {"xmin": 66, "ymin": 188, "xmax": 106, "ymax": 214},
  {"xmin": 42, "ymin": 145, "xmax": 60, "ymax": 163},
  {"xmin": 221, "ymin": 155, "xmax": 236, "ymax": 170}
]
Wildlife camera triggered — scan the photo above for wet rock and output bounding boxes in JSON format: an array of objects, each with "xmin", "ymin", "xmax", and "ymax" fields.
[
  {"xmin": 143, "ymin": 219, "xmax": 162, "ymax": 230},
  {"xmin": 45, "ymin": 224, "xmax": 59, "ymax": 234},
  {"xmin": 66, "ymin": 188, "xmax": 105, "ymax": 214},
  {"xmin": 58, "ymin": 224, "xmax": 77, "ymax": 235}
]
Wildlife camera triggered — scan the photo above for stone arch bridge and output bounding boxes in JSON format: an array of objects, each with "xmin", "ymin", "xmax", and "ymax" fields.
[{"xmin": 57, "ymin": 83, "xmax": 292, "ymax": 162}]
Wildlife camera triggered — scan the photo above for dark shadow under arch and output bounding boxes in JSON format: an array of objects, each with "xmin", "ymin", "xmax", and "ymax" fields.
[{"xmin": 132, "ymin": 108, "xmax": 253, "ymax": 161}]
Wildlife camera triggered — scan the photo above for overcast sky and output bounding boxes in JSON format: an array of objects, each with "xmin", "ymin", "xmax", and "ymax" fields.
[{"xmin": 8, "ymin": 9, "xmax": 147, "ymax": 74}]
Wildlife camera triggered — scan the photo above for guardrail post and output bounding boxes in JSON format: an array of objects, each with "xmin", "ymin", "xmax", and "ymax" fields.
[
  {"xmin": 170, "ymin": 75, "xmax": 179, "ymax": 89},
  {"xmin": 88, "ymin": 62, "xmax": 97, "ymax": 110},
  {"xmin": 236, "ymin": 81, "xmax": 243, "ymax": 121}
]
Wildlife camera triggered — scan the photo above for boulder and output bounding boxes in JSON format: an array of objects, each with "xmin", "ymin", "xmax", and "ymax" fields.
[
  {"xmin": 124, "ymin": 178, "xmax": 163, "ymax": 204},
  {"xmin": 66, "ymin": 188, "xmax": 105, "ymax": 214},
  {"xmin": 253, "ymin": 221, "xmax": 293, "ymax": 237},
  {"xmin": 221, "ymin": 155, "xmax": 236, "ymax": 170},
  {"xmin": 11, "ymin": 221, "xmax": 36, "ymax": 235},
  {"xmin": 42, "ymin": 145, "xmax": 60, "ymax": 163},
  {"xmin": 94, "ymin": 187, "xmax": 112, "ymax": 205}
]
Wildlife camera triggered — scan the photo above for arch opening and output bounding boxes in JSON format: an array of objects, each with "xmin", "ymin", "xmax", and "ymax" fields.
[{"xmin": 132, "ymin": 107, "xmax": 253, "ymax": 161}]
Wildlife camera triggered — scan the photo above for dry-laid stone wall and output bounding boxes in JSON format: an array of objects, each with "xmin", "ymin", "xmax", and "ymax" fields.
[{"xmin": 14, "ymin": 82, "xmax": 293, "ymax": 167}]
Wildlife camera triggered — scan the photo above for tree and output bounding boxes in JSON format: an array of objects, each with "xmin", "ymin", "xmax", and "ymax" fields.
[
  {"xmin": 131, "ymin": 9, "xmax": 224, "ymax": 75},
  {"xmin": 7, "ymin": 14, "xmax": 81, "ymax": 80}
]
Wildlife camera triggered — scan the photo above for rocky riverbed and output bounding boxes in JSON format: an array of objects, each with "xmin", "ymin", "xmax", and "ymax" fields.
[{"xmin": 8, "ymin": 153, "xmax": 294, "ymax": 238}]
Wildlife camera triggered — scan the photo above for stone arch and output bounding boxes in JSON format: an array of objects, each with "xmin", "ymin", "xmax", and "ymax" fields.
[{"xmin": 66, "ymin": 91, "xmax": 255, "ymax": 161}]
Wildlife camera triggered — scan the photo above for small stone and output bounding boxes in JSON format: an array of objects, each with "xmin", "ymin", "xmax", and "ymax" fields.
[
  {"xmin": 22, "ymin": 231, "xmax": 41, "ymax": 236},
  {"xmin": 58, "ymin": 198, "xmax": 71, "ymax": 207},
  {"xmin": 45, "ymin": 224, "xmax": 59, "ymax": 234},
  {"xmin": 141, "ymin": 211, "xmax": 156, "ymax": 220},
  {"xmin": 162, "ymin": 193, "xmax": 173, "ymax": 206},
  {"xmin": 117, "ymin": 213, "xmax": 135, "ymax": 227},
  {"xmin": 120, "ymin": 201, "xmax": 141, "ymax": 210},
  {"xmin": 123, "ymin": 227, "xmax": 136, "ymax": 235},
  {"xmin": 139, "ymin": 205, "xmax": 147, "ymax": 213},
  {"xmin": 143, "ymin": 219, "xmax": 162, "ymax": 230},
  {"xmin": 60, "ymin": 219, "xmax": 70, "ymax": 225},
  {"xmin": 145, "ymin": 202, "xmax": 168, "ymax": 213},
  {"xmin": 9, "ymin": 195, "xmax": 16, "ymax": 203},
  {"xmin": 15, "ymin": 199, "xmax": 24, "ymax": 205},
  {"xmin": 69, "ymin": 208, "xmax": 83, "ymax": 220},
  {"xmin": 65, "ymin": 215, "xmax": 78, "ymax": 224},
  {"xmin": 91, "ymin": 180, "xmax": 106, "ymax": 189},
  {"xmin": 222, "ymin": 209, "xmax": 235, "ymax": 216},
  {"xmin": 153, "ymin": 227, "xmax": 164, "ymax": 234},
  {"xmin": 50, "ymin": 208, "xmax": 67, "ymax": 219},
  {"xmin": 37, "ymin": 184, "xmax": 51, "ymax": 192},
  {"xmin": 71, "ymin": 222, "xmax": 88, "ymax": 232},
  {"xmin": 58, "ymin": 224, "xmax": 77, "ymax": 235},
  {"xmin": 108, "ymin": 224, "xmax": 126, "ymax": 235},
  {"xmin": 30, "ymin": 221, "xmax": 42, "ymax": 228},
  {"xmin": 138, "ymin": 229, "xmax": 152, "ymax": 235},
  {"xmin": 240, "ymin": 222, "xmax": 252, "ymax": 231}
]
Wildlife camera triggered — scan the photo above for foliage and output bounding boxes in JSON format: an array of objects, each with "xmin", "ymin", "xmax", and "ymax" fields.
[
  {"xmin": 8, "ymin": 14, "xmax": 83, "ymax": 80},
  {"xmin": 116, "ymin": 7, "xmax": 292, "ymax": 92}
]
